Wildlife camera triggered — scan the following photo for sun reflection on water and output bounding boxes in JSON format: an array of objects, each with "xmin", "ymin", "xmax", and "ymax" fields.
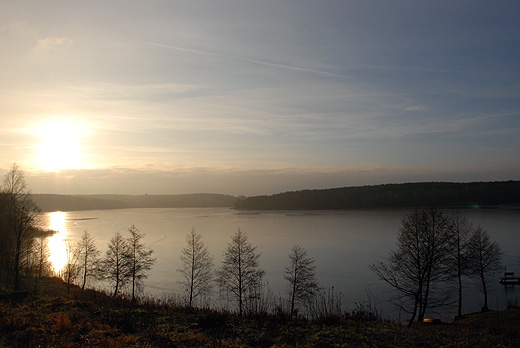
[{"xmin": 47, "ymin": 211, "xmax": 69, "ymax": 273}]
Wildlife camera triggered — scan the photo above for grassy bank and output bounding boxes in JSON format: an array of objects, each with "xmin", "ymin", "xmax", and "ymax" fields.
[{"xmin": 0, "ymin": 277, "xmax": 518, "ymax": 347}]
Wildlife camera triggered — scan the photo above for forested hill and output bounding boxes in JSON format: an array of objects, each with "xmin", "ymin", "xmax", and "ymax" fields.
[
  {"xmin": 234, "ymin": 181, "xmax": 520, "ymax": 210},
  {"xmin": 31, "ymin": 193, "xmax": 239, "ymax": 212}
]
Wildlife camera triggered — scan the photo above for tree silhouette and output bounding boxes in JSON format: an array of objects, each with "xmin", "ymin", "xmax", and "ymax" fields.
[
  {"xmin": 76, "ymin": 230, "xmax": 100, "ymax": 290},
  {"xmin": 370, "ymin": 209, "xmax": 453, "ymax": 325},
  {"xmin": 32, "ymin": 230, "xmax": 51, "ymax": 291},
  {"xmin": 467, "ymin": 226, "xmax": 503, "ymax": 311},
  {"xmin": 125, "ymin": 225, "xmax": 156, "ymax": 301},
  {"xmin": 447, "ymin": 212, "xmax": 472, "ymax": 318},
  {"xmin": 101, "ymin": 232, "xmax": 130, "ymax": 297},
  {"xmin": 1, "ymin": 163, "xmax": 41, "ymax": 289},
  {"xmin": 62, "ymin": 239, "xmax": 80, "ymax": 294},
  {"xmin": 217, "ymin": 228, "xmax": 265, "ymax": 317},
  {"xmin": 178, "ymin": 227, "xmax": 213, "ymax": 307},
  {"xmin": 285, "ymin": 245, "xmax": 320, "ymax": 317}
]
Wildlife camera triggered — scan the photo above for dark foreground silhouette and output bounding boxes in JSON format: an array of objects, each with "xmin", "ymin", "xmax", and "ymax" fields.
[{"xmin": 1, "ymin": 277, "xmax": 519, "ymax": 347}]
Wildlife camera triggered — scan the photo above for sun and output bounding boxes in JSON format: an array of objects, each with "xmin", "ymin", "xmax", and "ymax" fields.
[{"xmin": 33, "ymin": 119, "xmax": 88, "ymax": 172}]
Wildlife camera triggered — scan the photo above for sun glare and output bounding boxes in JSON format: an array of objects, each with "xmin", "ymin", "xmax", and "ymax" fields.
[
  {"xmin": 33, "ymin": 119, "xmax": 88, "ymax": 172},
  {"xmin": 47, "ymin": 211, "xmax": 69, "ymax": 273}
]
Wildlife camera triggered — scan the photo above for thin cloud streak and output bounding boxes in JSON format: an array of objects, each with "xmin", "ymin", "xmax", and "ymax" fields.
[
  {"xmin": 144, "ymin": 41, "xmax": 350, "ymax": 79},
  {"xmin": 69, "ymin": 82, "xmax": 202, "ymax": 100}
]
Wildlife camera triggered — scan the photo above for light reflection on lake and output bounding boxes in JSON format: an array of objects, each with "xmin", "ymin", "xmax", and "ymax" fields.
[
  {"xmin": 42, "ymin": 207, "xmax": 520, "ymax": 320},
  {"xmin": 46, "ymin": 211, "xmax": 69, "ymax": 273}
]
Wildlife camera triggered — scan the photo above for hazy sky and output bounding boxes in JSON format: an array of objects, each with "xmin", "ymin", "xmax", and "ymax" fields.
[{"xmin": 1, "ymin": 1, "xmax": 519, "ymax": 196}]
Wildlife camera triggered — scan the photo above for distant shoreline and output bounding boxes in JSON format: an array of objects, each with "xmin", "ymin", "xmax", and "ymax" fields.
[
  {"xmin": 31, "ymin": 193, "xmax": 238, "ymax": 212},
  {"xmin": 234, "ymin": 181, "xmax": 520, "ymax": 210},
  {"xmin": 32, "ymin": 181, "xmax": 520, "ymax": 212}
]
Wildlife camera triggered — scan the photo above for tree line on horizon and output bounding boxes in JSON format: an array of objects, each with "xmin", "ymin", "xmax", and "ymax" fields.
[
  {"xmin": 0, "ymin": 164, "xmax": 508, "ymax": 323},
  {"xmin": 235, "ymin": 181, "xmax": 520, "ymax": 210},
  {"xmin": 31, "ymin": 193, "xmax": 239, "ymax": 212},
  {"xmin": 28, "ymin": 181, "xmax": 520, "ymax": 213}
]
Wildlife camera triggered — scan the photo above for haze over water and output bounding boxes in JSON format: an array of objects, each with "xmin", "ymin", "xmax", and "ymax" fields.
[{"xmin": 45, "ymin": 207, "xmax": 520, "ymax": 321}]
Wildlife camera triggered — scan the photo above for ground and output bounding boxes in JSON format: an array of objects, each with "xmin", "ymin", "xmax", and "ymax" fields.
[{"xmin": 0, "ymin": 277, "xmax": 518, "ymax": 347}]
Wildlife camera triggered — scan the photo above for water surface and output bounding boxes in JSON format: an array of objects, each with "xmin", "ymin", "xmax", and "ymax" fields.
[{"xmin": 44, "ymin": 207, "xmax": 520, "ymax": 320}]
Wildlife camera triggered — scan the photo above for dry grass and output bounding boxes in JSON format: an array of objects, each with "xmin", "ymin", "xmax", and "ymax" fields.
[{"xmin": 0, "ymin": 277, "xmax": 518, "ymax": 347}]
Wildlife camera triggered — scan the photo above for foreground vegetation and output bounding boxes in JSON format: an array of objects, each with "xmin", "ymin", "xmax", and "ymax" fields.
[{"xmin": 1, "ymin": 277, "xmax": 519, "ymax": 348}]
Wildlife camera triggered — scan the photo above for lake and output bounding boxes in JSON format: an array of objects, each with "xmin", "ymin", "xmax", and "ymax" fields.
[{"xmin": 43, "ymin": 207, "xmax": 520, "ymax": 321}]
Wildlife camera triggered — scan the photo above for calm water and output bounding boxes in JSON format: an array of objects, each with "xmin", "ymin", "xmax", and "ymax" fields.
[{"xmin": 43, "ymin": 207, "xmax": 520, "ymax": 320}]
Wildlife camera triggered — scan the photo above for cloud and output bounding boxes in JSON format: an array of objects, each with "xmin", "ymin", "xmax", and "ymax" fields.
[
  {"xmin": 34, "ymin": 36, "xmax": 73, "ymax": 52},
  {"xmin": 70, "ymin": 82, "xmax": 202, "ymax": 101},
  {"xmin": 144, "ymin": 41, "xmax": 349, "ymax": 79},
  {"xmin": 404, "ymin": 105, "xmax": 430, "ymax": 112},
  {"xmin": 22, "ymin": 163, "xmax": 520, "ymax": 197}
]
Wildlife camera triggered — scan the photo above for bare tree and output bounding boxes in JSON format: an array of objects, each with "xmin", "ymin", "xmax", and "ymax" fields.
[
  {"xmin": 447, "ymin": 212, "xmax": 472, "ymax": 318},
  {"xmin": 62, "ymin": 240, "xmax": 80, "ymax": 294},
  {"xmin": 2, "ymin": 164, "xmax": 41, "ymax": 289},
  {"xmin": 285, "ymin": 245, "xmax": 320, "ymax": 317},
  {"xmin": 30, "ymin": 230, "xmax": 52, "ymax": 292},
  {"xmin": 76, "ymin": 230, "xmax": 100, "ymax": 290},
  {"xmin": 0, "ymin": 192, "xmax": 9, "ymax": 286},
  {"xmin": 125, "ymin": 225, "xmax": 156, "ymax": 301},
  {"xmin": 467, "ymin": 226, "xmax": 503, "ymax": 311},
  {"xmin": 178, "ymin": 227, "xmax": 213, "ymax": 307},
  {"xmin": 217, "ymin": 228, "xmax": 265, "ymax": 317},
  {"xmin": 370, "ymin": 209, "xmax": 453, "ymax": 326},
  {"xmin": 101, "ymin": 232, "xmax": 130, "ymax": 297}
]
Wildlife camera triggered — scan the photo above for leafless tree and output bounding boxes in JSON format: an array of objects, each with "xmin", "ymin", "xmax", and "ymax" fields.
[
  {"xmin": 217, "ymin": 228, "xmax": 265, "ymax": 317},
  {"xmin": 370, "ymin": 209, "xmax": 453, "ymax": 326},
  {"xmin": 101, "ymin": 232, "xmax": 130, "ymax": 297},
  {"xmin": 0, "ymin": 192, "xmax": 8, "ymax": 286},
  {"xmin": 1, "ymin": 163, "xmax": 41, "ymax": 289},
  {"xmin": 30, "ymin": 230, "xmax": 52, "ymax": 292},
  {"xmin": 178, "ymin": 227, "xmax": 213, "ymax": 307},
  {"xmin": 285, "ymin": 245, "xmax": 320, "ymax": 317},
  {"xmin": 62, "ymin": 239, "xmax": 80, "ymax": 294},
  {"xmin": 125, "ymin": 225, "xmax": 156, "ymax": 301},
  {"xmin": 76, "ymin": 230, "xmax": 100, "ymax": 290},
  {"xmin": 467, "ymin": 226, "xmax": 503, "ymax": 311},
  {"xmin": 447, "ymin": 212, "xmax": 472, "ymax": 318}
]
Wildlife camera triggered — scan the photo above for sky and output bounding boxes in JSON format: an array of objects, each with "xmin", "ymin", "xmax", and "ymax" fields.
[{"xmin": 1, "ymin": 1, "xmax": 519, "ymax": 196}]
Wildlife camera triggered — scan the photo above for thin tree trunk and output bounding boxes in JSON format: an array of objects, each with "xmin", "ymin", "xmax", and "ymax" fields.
[
  {"xmin": 408, "ymin": 294, "xmax": 419, "ymax": 327},
  {"xmin": 238, "ymin": 248, "xmax": 243, "ymax": 317},
  {"xmin": 481, "ymin": 273, "xmax": 488, "ymax": 311},
  {"xmin": 418, "ymin": 275, "xmax": 430, "ymax": 322},
  {"xmin": 113, "ymin": 269, "xmax": 120, "ymax": 297},
  {"xmin": 456, "ymin": 237, "xmax": 464, "ymax": 318},
  {"xmin": 457, "ymin": 273, "xmax": 463, "ymax": 317},
  {"xmin": 189, "ymin": 240, "xmax": 195, "ymax": 307},
  {"xmin": 82, "ymin": 254, "xmax": 87, "ymax": 290},
  {"xmin": 290, "ymin": 286, "xmax": 296, "ymax": 317},
  {"xmin": 14, "ymin": 236, "xmax": 21, "ymax": 290},
  {"xmin": 132, "ymin": 268, "xmax": 136, "ymax": 301}
]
